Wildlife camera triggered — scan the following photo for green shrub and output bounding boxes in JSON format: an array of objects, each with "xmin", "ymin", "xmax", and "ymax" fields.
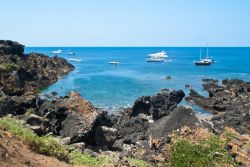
[
  {"xmin": 169, "ymin": 136, "xmax": 234, "ymax": 167},
  {"xmin": 69, "ymin": 150, "xmax": 113, "ymax": 166}
]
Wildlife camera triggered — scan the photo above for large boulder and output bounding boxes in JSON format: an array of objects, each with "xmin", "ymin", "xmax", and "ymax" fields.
[
  {"xmin": 131, "ymin": 90, "xmax": 185, "ymax": 120},
  {"xmin": 148, "ymin": 106, "xmax": 209, "ymax": 140},
  {"xmin": 34, "ymin": 91, "xmax": 107, "ymax": 144}
]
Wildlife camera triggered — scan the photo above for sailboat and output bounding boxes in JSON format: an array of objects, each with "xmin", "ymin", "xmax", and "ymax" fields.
[
  {"xmin": 67, "ymin": 46, "xmax": 76, "ymax": 55},
  {"xmin": 194, "ymin": 47, "xmax": 211, "ymax": 65},
  {"xmin": 203, "ymin": 44, "xmax": 215, "ymax": 63}
]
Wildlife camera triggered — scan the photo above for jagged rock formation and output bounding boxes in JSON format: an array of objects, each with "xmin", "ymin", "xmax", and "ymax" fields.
[{"xmin": 186, "ymin": 78, "xmax": 250, "ymax": 134}]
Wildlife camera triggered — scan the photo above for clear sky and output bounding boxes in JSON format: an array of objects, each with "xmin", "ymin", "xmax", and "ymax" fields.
[{"xmin": 0, "ymin": 0, "xmax": 250, "ymax": 46}]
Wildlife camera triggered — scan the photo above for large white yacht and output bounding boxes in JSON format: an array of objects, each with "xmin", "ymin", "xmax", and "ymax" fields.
[
  {"xmin": 146, "ymin": 51, "xmax": 168, "ymax": 62},
  {"xmin": 148, "ymin": 51, "xmax": 168, "ymax": 58}
]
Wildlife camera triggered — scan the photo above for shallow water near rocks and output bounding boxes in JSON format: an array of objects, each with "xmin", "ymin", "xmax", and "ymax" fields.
[{"xmin": 25, "ymin": 47, "xmax": 250, "ymax": 113}]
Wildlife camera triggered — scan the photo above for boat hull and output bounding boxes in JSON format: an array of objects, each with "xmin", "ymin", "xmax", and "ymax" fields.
[{"xmin": 194, "ymin": 62, "xmax": 211, "ymax": 65}]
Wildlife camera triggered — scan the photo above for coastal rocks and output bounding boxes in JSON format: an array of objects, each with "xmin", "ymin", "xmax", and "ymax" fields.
[
  {"xmin": 148, "ymin": 106, "xmax": 210, "ymax": 140},
  {"xmin": 131, "ymin": 90, "xmax": 185, "ymax": 120},
  {"xmin": 186, "ymin": 79, "xmax": 250, "ymax": 134},
  {"xmin": 112, "ymin": 93, "xmax": 209, "ymax": 163},
  {"xmin": 94, "ymin": 126, "xmax": 118, "ymax": 149},
  {"xmin": 0, "ymin": 40, "xmax": 24, "ymax": 55},
  {"xmin": 0, "ymin": 40, "xmax": 74, "ymax": 97},
  {"xmin": 0, "ymin": 40, "xmax": 74, "ymax": 116},
  {"xmin": 20, "ymin": 53, "xmax": 74, "ymax": 89}
]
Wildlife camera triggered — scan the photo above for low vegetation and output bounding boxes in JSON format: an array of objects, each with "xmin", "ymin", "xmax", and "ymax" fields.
[
  {"xmin": 0, "ymin": 117, "xmax": 115, "ymax": 166},
  {"xmin": 69, "ymin": 150, "xmax": 113, "ymax": 166},
  {"xmin": 0, "ymin": 63, "xmax": 19, "ymax": 71},
  {"xmin": 169, "ymin": 136, "xmax": 235, "ymax": 167},
  {"xmin": 0, "ymin": 117, "xmax": 68, "ymax": 159}
]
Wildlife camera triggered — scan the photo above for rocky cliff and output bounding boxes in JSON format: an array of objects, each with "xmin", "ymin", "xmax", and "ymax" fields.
[{"xmin": 0, "ymin": 40, "xmax": 74, "ymax": 116}]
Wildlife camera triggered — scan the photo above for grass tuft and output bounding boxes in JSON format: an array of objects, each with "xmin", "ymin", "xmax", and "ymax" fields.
[
  {"xmin": 69, "ymin": 150, "xmax": 113, "ymax": 166},
  {"xmin": 0, "ymin": 117, "xmax": 68, "ymax": 159},
  {"xmin": 0, "ymin": 117, "xmax": 114, "ymax": 166}
]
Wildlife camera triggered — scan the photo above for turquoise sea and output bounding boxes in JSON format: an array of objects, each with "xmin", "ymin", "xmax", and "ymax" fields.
[{"xmin": 25, "ymin": 47, "xmax": 250, "ymax": 112}]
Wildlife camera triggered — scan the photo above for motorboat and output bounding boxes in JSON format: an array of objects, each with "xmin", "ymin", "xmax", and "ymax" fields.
[
  {"xmin": 148, "ymin": 51, "xmax": 168, "ymax": 58},
  {"xmin": 68, "ymin": 58, "xmax": 82, "ymax": 62},
  {"xmin": 146, "ymin": 50, "xmax": 168, "ymax": 62},
  {"xmin": 146, "ymin": 57, "xmax": 165, "ymax": 62},
  {"xmin": 50, "ymin": 50, "xmax": 62, "ymax": 54},
  {"xmin": 67, "ymin": 51, "xmax": 76, "ymax": 55},
  {"xmin": 109, "ymin": 61, "xmax": 120, "ymax": 65}
]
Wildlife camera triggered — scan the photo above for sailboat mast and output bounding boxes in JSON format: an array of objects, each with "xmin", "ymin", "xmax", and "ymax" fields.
[
  {"xmin": 200, "ymin": 47, "xmax": 202, "ymax": 60},
  {"xmin": 206, "ymin": 43, "xmax": 208, "ymax": 58}
]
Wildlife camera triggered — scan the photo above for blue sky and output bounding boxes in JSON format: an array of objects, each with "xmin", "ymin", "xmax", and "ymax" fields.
[{"xmin": 0, "ymin": 0, "xmax": 249, "ymax": 46}]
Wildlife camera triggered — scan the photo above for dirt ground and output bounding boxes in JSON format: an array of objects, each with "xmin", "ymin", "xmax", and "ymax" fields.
[{"xmin": 0, "ymin": 129, "xmax": 86, "ymax": 167}]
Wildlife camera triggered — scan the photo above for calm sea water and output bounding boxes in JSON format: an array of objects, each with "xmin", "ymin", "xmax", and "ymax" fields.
[{"xmin": 25, "ymin": 47, "xmax": 250, "ymax": 112}]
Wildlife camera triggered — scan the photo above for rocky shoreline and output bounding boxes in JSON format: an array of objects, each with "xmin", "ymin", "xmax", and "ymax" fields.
[{"xmin": 0, "ymin": 40, "xmax": 249, "ymax": 166}]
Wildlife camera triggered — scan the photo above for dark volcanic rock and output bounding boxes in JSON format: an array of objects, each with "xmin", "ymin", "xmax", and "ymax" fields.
[
  {"xmin": 0, "ymin": 40, "xmax": 24, "ymax": 55},
  {"xmin": 131, "ymin": 90, "xmax": 185, "ymax": 120},
  {"xmin": 94, "ymin": 126, "xmax": 118, "ymax": 149},
  {"xmin": 186, "ymin": 79, "xmax": 250, "ymax": 134},
  {"xmin": 0, "ymin": 40, "xmax": 74, "ymax": 116},
  {"xmin": 25, "ymin": 91, "xmax": 107, "ymax": 144},
  {"xmin": 149, "ymin": 106, "xmax": 209, "ymax": 139}
]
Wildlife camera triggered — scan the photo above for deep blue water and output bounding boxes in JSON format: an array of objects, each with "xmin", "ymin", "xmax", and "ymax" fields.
[{"xmin": 25, "ymin": 47, "xmax": 250, "ymax": 112}]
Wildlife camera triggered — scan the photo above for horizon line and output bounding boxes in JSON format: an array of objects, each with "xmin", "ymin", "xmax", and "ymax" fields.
[{"xmin": 25, "ymin": 45, "xmax": 250, "ymax": 48}]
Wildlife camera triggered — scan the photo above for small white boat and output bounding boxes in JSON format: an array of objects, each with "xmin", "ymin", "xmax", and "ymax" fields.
[
  {"xmin": 68, "ymin": 58, "xmax": 82, "ymax": 62},
  {"xmin": 50, "ymin": 50, "xmax": 62, "ymax": 54},
  {"xmin": 148, "ymin": 51, "xmax": 168, "ymax": 58},
  {"xmin": 109, "ymin": 61, "xmax": 120, "ymax": 65},
  {"xmin": 67, "ymin": 52, "xmax": 76, "ymax": 55}
]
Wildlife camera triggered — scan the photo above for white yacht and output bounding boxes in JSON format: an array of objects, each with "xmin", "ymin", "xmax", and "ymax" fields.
[
  {"xmin": 50, "ymin": 50, "xmax": 62, "ymax": 54},
  {"xmin": 148, "ymin": 51, "xmax": 168, "ymax": 58}
]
